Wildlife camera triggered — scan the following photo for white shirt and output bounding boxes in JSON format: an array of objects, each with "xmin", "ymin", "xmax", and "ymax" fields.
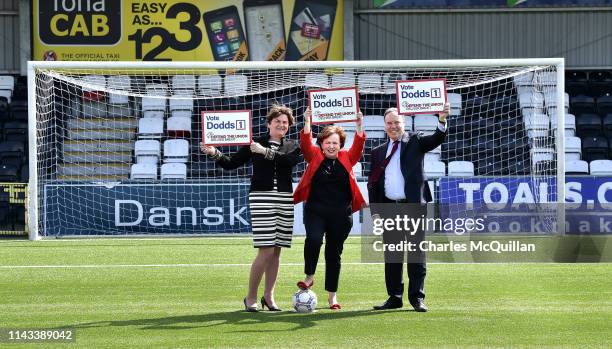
[{"xmin": 384, "ymin": 123, "xmax": 447, "ymax": 200}]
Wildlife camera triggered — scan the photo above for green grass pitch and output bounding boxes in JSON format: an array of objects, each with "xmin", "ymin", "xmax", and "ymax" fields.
[{"xmin": 0, "ymin": 237, "xmax": 611, "ymax": 348}]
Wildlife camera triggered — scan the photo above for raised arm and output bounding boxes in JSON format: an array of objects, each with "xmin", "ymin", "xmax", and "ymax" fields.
[
  {"xmin": 348, "ymin": 111, "xmax": 366, "ymax": 165},
  {"xmin": 299, "ymin": 108, "xmax": 319, "ymax": 162}
]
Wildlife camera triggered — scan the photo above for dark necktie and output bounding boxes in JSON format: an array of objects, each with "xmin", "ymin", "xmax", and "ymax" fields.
[{"xmin": 368, "ymin": 140, "xmax": 399, "ymax": 187}]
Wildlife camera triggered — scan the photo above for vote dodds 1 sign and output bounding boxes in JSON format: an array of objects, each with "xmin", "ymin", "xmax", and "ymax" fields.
[
  {"xmin": 396, "ymin": 79, "xmax": 447, "ymax": 115},
  {"xmin": 307, "ymin": 87, "xmax": 359, "ymax": 125},
  {"xmin": 202, "ymin": 110, "xmax": 252, "ymax": 146}
]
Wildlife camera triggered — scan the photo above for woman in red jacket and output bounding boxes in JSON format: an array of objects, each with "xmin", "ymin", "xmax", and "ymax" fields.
[{"xmin": 293, "ymin": 108, "xmax": 367, "ymax": 309}]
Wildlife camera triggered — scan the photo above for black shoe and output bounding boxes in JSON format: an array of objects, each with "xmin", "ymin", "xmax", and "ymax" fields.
[
  {"xmin": 410, "ymin": 299, "xmax": 428, "ymax": 312},
  {"xmin": 261, "ymin": 297, "xmax": 281, "ymax": 311},
  {"xmin": 373, "ymin": 296, "xmax": 403, "ymax": 310},
  {"xmin": 243, "ymin": 298, "xmax": 258, "ymax": 312}
]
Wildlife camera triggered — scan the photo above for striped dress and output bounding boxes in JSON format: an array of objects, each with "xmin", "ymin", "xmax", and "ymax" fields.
[{"xmin": 248, "ymin": 140, "xmax": 294, "ymax": 248}]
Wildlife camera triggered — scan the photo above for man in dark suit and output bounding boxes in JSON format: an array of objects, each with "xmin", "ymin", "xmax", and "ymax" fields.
[{"xmin": 368, "ymin": 103, "xmax": 449, "ymax": 312}]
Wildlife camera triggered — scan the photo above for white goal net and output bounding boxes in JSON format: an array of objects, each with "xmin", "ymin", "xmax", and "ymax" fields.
[{"xmin": 28, "ymin": 60, "xmax": 564, "ymax": 238}]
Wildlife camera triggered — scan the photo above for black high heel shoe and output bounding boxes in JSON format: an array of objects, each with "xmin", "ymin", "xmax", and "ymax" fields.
[
  {"xmin": 243, "ymin": 298, "xmax": 258, "ymax": 312},
  {"xmin": 261, "ymin": 297, "xmax": 281, "ymax": 311}
]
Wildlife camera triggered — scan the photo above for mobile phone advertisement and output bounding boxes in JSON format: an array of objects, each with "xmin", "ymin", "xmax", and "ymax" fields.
[{"xmin": 33, "ymin": 0, "xmax": 345, "ymax": 62}]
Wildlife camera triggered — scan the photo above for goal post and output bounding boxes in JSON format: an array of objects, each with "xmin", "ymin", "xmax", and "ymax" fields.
[{"xmin": 27, "ymin": 58, "xmax": 565, "ymax": 239}]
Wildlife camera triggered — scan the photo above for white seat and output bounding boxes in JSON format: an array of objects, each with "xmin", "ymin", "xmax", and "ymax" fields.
[
  {"xmin": 551, "ymin": 113, "xmax": 576, "ymax": 137},
  {"xmin": 448, "ymin": 161, "xmax": 474, "ymax": 176},
  {"xmin": 138, "ymin": 118, "xmax": 164, "ymax": 139},
  {"xmin": 403, "ymin": 115, "xmax": 413, "ymax": 132},
  {"xmin": 519, "ymin": 92, "xmax": 544, "ymax": 114},
  {"xmin": 198, "ymin": 74, "xmax": 222, "ymax": 96},
  {"xmin": 425, "ymin": 145, "xmax": 441, "ymax": 161},
  {"xmin": 565, "ymin": 160, "xmax": 588, "ymax": 174},
  {"xmin": 304, "ymin": 73, "xmax": 329, "ymax": 88},
  {"xmin": 81, "ymin": 75, "xmax": 106, "ymax": 93},
  {"xmin": 524, "ymin": 113, "xmax": 550, "ymax": 138},
  {"xmin": 414, "ymin": 114, "xmax": 439, "ymax": 135},
  {"xmin": 0, "ymin": 75, "xmax": 15, "ymax": 90},
  {"xmin": 161, "ymin": 163, "xmax": 187, "ymax": 180},
  {"xmin": 170, "ymin": 110, "xmax": 192, "ymax": 118},
  {"xmin": 536, "ymin": 71, "xmax": 556, "ymax": 86},
  {"xmin": 358, "ymin": 73, "xmax": 381, "ymax": 92},
  {"xmin": 224, "ymin": 74, "xmax": 248, "ymax": 96},
  {"xmin": 171, "ymin": 75, "xmax": 196, "ymax": 93},
  {"xmin": 107, "ymin": 75, "xmax": 130, "ymax": 105},
  {"xmin": 447, "ymin": 93, "xmax": 462, "ymax": 116},
  {"xmin": 331, "ymin": 73, "xmax": 355, "ymax": 88},
  {"xmin": 531, "ymin": 147, "xmax": 554, "ymax": 163},
  {"xmin": 145, "ymin": 83, "xmax": 168, "ymax": 96},
  {"xmin": 130, "ymin": 163, "xmax": 157, "ymax": 179},
  {"xmin": 163, "ymin": 139, "xmax": 189, "ymax": 163},
  {"xmin": 141, "ymin": 97, "xmax": 166, "ymax": 118},
  {"xmin": 382, "ymin": 73, "xmax": 405, "ymax": 93},
  {"xmin": 0, "ymin": 90, "xmax": 10, "ymax": 103},
  {"xmin": 167, "ymin": 116, "xmax": 191, "ymax": 138},
  {"xmin": 352, "ymin": 162, "xmax": 363, "ymax": 177},
  {"xmin": 134, "ymin": 140, "xmax": 161, "ymax": 164},
  {"xmin": 81, "ymin": 75, "xmax": 107, "ymax": 117},
  {"xmin": 362, "ymin": 115, "xmax": 386, "ymax": 138},
  {"xmin": 565, "ymin": 136, "xmax": 582, "ymax": 161},
  {"xmin": 513, "ymin": 72, "xmax": 534, "ymax": 87},
  {"xmin": 169, "ymin": 95, "xmax": 194, "ymax": 112},
  {"xmin": 424, "ymin": 161, "xmax": 446, "ymax": 178},
  {"xmin": 590, "ymin": 160, "xmax": 612, "ymax": 176}
]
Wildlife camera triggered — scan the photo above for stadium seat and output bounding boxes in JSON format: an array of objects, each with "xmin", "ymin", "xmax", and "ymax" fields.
[
  {"xmin": 130, "ymin": 163, "xmax": 157, "ymax": 180},
  {"xmin": 224, "ymin": 74, "xmax": 248, "ymax": 96},
  {"xmin": 544, "ymin": 91, "xmax": 569, "ymax": 115},
  {"xmin": 565, "ymin": 71, "xmax": 588, "ymax": 96},
  {"xmin": 424, "ymin": 160, "xmax": 445, "ymax": 178},
  {"xmin": 0, "ymin": 141, "xmax": 25, "ymax": 165},
  {"xmin": 0, "ymin": 75, "xmax": 15, "ymax": 103},
  {"xmin": 141, "ymin": 96, "xmax": 167, "ymax": 119},
  {"xmin": 167, "ymin": 116, "xmax": 191, "ymax": 138},
  {"xmin": 8, "ymin": 100, "xmax": 27, "ymax": 120},
  {"xmin": 163, "ymin": 139, "xmax": 189, "ymax": 163},
  {"xmin": 597, "ymin": 94, "xmax": 612, "ymax": 115},
  {"xmin": 331, "ymin": 73, "xmax": 355, "ymax": 88},
  {"xmin": 134, "ymin": 140, "xmax": 161, "ymax": 165},
  {"xmin": 582, "ymin": 136, "xmax": 608, "ymax": 162},
  {"xmin": 145, "ymin": 83, "xmax": 169, "ymax": 96},
  {"xmin": 425, "ymin": 145, "xmax": 441, "ymax": 162},
  {"xmin": 513, "ymin": 71, "xmax": 534, "ymax": 87},
  {"xmin": 536, "ymin": 71, "xmax": 556, "ymax": 86},
  {"xmin": 357, "ymin": 73, "xmax": 382, "ymax": 93},
  {"xmin": 448, "ymin": 161, "xmax": 474, "ymax": 176},
  {"xmin": 107, "ymin": 75, "xmax": 132, "ymax": 117},
  {"xmin": 447, "ymin": 93, "xmax": 462, "ymax": 116},
  {"xmin": 0, "ymin": 164, "xmax": 18, "ymax": 181},
  {"xmin": 551, "ymin": 113, "xmax": 576, "ymax": 137},
  {"xmin": 524, "ymin": 113, "xmax": 549, "ymax": 138},
  {"xmin": 570, "ymin": 95, "xmax": 596, "ymax": 115},
  {"xmin": 463, "ymin": 95, "xmax": 488, "ymax": 117},
  {"xmin": 474, "ymin": 135, "xmax": 497, "ymax": 157},
  {"xmin": 403, "ymin": 115, "xmax": 414, "ymax": 132},
  {"xmin": 362, "ymin": 115, "xmax": 386, "ymax": 138},
  {"xmin": 198, "ymin": 74, "xmax": 222, "ymax": 97},
  {"xmin": 576, "ymin": 113, "xmax": 602, "ymax": 137},
  {"xmin": 565, "ymin": 160, "xmax": 589, "ymax": 175},
  {"xmin": 138, "ymin": 118, "xmax": 163, "ymax": 139},
  {"xmin": 169, "ymin": 92, "xmax": 194, "ymax": 113},
  {"xmin": 161, "ymin": 163, "xmax": 187, "ymax": 180},
  {"xmin": 500, "ymin": 136, "xmax": 528, "ymax": 155},
  {"xmin": 0, "ymin": 96, "xmax": 8, "ymax": 120},
  {"xmin": 565, "ymin": 136, "xmax": 582, "ymax": 161},
  {"xmin": 3, "ymin": 121, "xmax": 27, "ymax": 143},
  {"xmin": 588, "ymin": 71, "xmax": 612, "ymax": 97},
  {"xmin": 531, "ymin": 147, "xmax": 554, "ymax": 163},
  {"xmin": 518, "ymin": 92, "xmax": 544, "ymax": 114},
  {"xmin": 602, "ymin": 114, "xmax": 612, "ymax": 138},
  {"xmin": 304, "ymin": 73, "xmax": 329, "ymax": 88},
  {"xmin": 589, "ymin": 160, "xmax": 612, "ymax": 176},
  {"xmin": 81, "ymin": 75, "xmax": 107, "ymax": 118},
  {"xmin": 442, "ymin": 136, "xmax": 470, "ymax": 159},
  {"xmin": 414, "ymin": 114, "xmax": 438, "ymax": 135},
  {"xmin": 171, "ymin": 75, "xmax": 196, "ymax": 93},
  {"xmin": 20, "ymin": 163, "xmax": 28, "ymax": 182},
  {"xmin": 382, "ymin": 73, "xmax": 404, "ymax": 93}
]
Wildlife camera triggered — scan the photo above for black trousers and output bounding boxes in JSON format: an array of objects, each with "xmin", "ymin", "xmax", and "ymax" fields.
[
  {"xmin": 381, "ymin": 198, "xmax": 427, "ymax": 303},
  {"xmin": 303, "ymin": 206, "xmax": 353, "ymax": 292}
]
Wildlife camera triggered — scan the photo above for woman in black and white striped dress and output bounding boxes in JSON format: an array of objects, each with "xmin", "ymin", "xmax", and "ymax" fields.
[{"xmin": 201, "ymin": 104, "xmax": 301, "ymax": 312}]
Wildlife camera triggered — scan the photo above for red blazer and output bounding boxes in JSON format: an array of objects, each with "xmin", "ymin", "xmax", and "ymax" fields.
[{"xmin": 293, "ymin": 129, "xmax": 367, "ymax": 213}]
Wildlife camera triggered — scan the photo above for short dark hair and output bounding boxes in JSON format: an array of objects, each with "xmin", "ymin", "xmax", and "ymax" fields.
[
  {"xmin": 316, "ymin": 125, "xmax": 346, "ymax": 148},
  {"xmin": 266, "ymin": 104, "xmax": 294, "ymax": 126}
]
